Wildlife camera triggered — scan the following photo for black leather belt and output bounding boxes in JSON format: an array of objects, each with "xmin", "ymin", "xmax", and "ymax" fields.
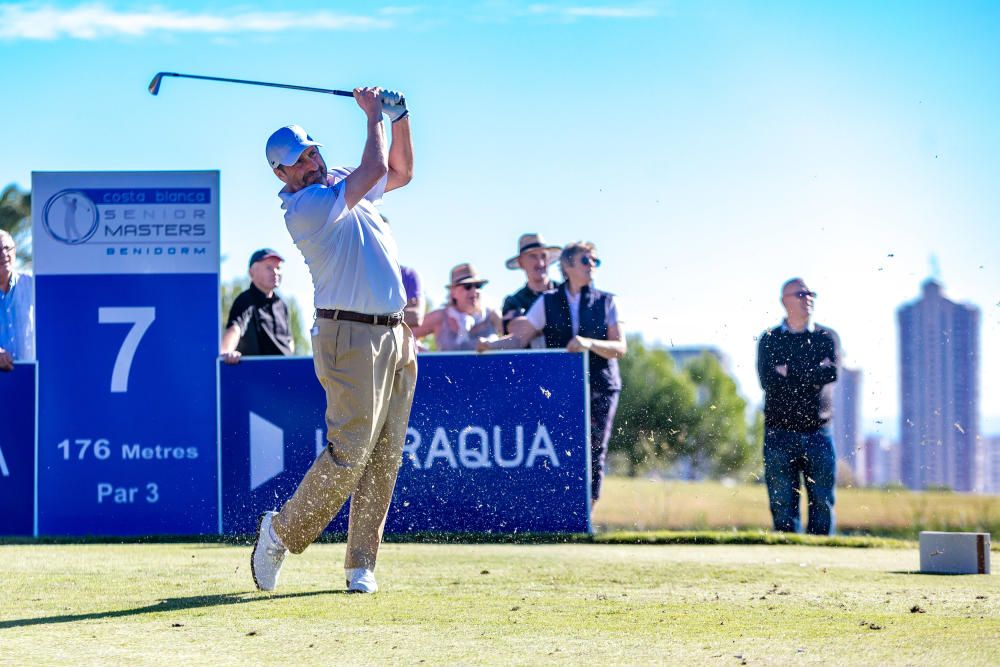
[{"xmin": 316, "ymin": 308, "xmax": 404, "ymax": 327}]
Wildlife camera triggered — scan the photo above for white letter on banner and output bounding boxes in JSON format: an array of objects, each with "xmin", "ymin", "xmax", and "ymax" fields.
[
  {"xmin": 526, "ymin": 424, "xmax": 560, "ymax": 468},
  {"xmin": 0, "ymin": 447, "xmax": 9, "ymax": 476},
  {"xmin": 493, "ymin": 425, "xmax": 524, "ymax": 468},
  {"xmin": 403, "ymin": 428, "xmax": 422, "ymax": 468},
  {"xmin": 458, "ymin": 426, "xmax": 492, "ymax": 469},
  {"xmin": 424, "ymin": 428, "xmax": 458, "ymax": 468},
  {"xmin": 98, "ymin": 307, "xmax": 156, "ymax": 392}
]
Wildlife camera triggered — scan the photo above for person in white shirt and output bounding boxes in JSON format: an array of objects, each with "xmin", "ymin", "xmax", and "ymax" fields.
[
  {"xmin": 0, "ymin": 229, "xmax": 34, "ymax": 371},
  {"xmin": 478, "ymin": 242, "xmax": 625, "ymax": 506},
  {"xmin": 250, "ymin": 86, "xmax": 415, "ymax": 595},
  {"xmin": 411, "ymin": 263, "xmax": 502, "ymax": 351}
]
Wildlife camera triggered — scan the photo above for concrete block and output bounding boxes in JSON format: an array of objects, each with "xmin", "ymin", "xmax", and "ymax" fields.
[{"xmin": 919, "ymin": 531, "xmax": 991, "ymax": 574}]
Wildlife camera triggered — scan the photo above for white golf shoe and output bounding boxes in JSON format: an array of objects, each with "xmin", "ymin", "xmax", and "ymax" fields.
[
  {"xmin": 251, "ymin": 511, "xmax": 287, "ymax": 592},
  {"xmin": 345, "ymin": 567, "xmax": 378, "ymax": 593}
]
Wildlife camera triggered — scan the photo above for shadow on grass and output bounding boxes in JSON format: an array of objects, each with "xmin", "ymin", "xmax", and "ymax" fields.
[{"xmin": 0, "ymin": 589, "xmax": 344, "ymax": 630}]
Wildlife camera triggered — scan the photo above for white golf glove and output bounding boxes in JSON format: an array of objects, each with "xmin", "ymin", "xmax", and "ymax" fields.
[{"xmin": 380, "ymin": 90, "xmax": 408, "ymax": 123}]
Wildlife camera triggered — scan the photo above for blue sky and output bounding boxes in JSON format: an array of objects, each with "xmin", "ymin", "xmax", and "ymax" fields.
[{"xmin": 2, "ymin": 1, "xmax": 998, "ymax": 434}]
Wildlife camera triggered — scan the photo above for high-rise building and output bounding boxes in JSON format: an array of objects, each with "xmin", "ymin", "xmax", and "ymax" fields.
[
  {"xmin": 897, "ymin": 279, "xmax": 980, "ymax": 491},
  {"xmin": 983, "ymin": 436, "xmax": 1000, "ymax": 494},
  {"xmin": 861, "ymin": 435, "xmax": 902, "ymax": 487},
  {"xmin": 832, "ymin": 367, "xmax": 862, "ymax": 476}
]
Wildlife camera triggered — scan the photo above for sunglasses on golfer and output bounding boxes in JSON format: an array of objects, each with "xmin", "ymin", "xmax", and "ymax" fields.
[
  {"xmin": 788, "ymin": 290, "xmax": 817, "ymax": 299},
  {"xmin": 580, "ymin": 255, "xmax": 601, "ymax": 267},
  {"xmin": 459, "ymin": 283, "xmax": 485, "ymax": 291}
]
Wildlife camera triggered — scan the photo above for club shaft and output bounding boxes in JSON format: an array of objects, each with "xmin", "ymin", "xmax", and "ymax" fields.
[{"xmin": 156, "ymin": 72, "xmax": 353, "ymax": 97}]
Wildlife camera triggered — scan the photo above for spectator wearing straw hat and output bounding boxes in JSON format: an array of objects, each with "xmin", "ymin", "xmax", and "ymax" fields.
[
  {"xmin": 412, "ymin": 263, "xmax": 502, "ymax": 351},
  {"xmin": 500, "ymin": 233, "xmax": 561, "ymax": 337}
]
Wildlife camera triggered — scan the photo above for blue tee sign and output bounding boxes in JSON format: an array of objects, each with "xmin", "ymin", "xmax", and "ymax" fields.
[
  {"xmin": 0, "ymin": 363, "xmax": 36, "ymax": 536},
  {"xmin": 32, "ymin": 172, "xmax": 220, "ymax": 536},
  {"xmin": 221, "ymin": 351, "xmax": 591, "ymax": 535}
]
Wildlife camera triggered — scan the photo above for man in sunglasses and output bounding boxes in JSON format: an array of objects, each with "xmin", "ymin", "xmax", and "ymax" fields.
[
  {"xmin": 479, "ymin": 242, "xmax": 625, "ymax": 506},
  {"xmin": 756, "ymin": 278, "xmax": 841, "ymax": 535}
]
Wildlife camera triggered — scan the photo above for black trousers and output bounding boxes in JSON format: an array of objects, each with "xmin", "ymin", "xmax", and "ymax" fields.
[{"xmin": 590, "ymin": 389, "xmax": 620, "ymax": 501}]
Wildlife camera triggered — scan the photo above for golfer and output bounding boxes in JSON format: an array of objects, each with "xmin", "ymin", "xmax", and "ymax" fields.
[{"xmin": 251, "ymin": 86, "xmax": 416, "ymax": 594}]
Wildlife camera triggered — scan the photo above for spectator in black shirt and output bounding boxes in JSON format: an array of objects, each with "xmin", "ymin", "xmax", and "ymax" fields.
[
  {"xmin": 756, "ymin": 278, "xmax": 841, "ymax": 535},
  {"xmin": 221, "ymin": 248, "xmax": 294, "ymax": 364},
  {"xmin": 500, "ymin": 233, "xmax": 561, "ymax": 338}
]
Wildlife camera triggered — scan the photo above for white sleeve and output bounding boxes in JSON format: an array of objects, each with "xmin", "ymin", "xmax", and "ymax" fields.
[
  {"xmin": 606, "ymin": 297, "xmax": 619, "ymax": 327},
  {"xmin": 330, "ymin": 166, "xmax": 388, "ymax": 206},
  {"xmin": 524, "ymin": 295, "xmax": 547, "ymax": 331},
  {"xmin": 285, "ymin": 181, "xmax": 347, "ymax": 235}
]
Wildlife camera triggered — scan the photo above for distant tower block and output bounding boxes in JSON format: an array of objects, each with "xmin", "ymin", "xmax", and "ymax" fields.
[{"xmin": 919, "ymin": 531, "xmax": 991, "ymax": 574}]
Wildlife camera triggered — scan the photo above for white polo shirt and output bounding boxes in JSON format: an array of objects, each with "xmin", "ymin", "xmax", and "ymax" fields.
[{"xmin": 279, "ymin": 168, "xmax": 406, "ymax": 314}]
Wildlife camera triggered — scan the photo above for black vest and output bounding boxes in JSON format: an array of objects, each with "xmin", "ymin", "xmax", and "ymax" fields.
[{"xmin": 543, "ymin": 285, "xmax": 621, "ymax": 393}]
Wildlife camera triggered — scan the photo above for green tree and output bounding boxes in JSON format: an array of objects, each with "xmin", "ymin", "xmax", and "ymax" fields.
[
  {"xmin": 610, "ymin": 337, "xmax": 761, "ymax": 478},
  {"xmin": 220, "ymin": 277, "xmax": 310, "ymax": 355},
  {"xmin": 0, "ymin": 184, "xmax": 31, "ymax": 264},
  {"xmin": 610, "ymin": 336, "xmax": 699, "ymax": 476},
  {"xmin": 746, "ymin": 408, "xmax": 765, "ymax": 483},
  {"xmin": 683, "ymin": 353, "xmax": 755, "ymax": 477}
]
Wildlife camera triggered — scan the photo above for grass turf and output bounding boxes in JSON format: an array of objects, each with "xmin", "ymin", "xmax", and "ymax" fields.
[
  {"xmin": 593, "ymin": 477, "xmax": 1000, "ymax": 539},
  {"xmin": 3, "ymin": 542, "xmax": 998, "ymax": 665}
]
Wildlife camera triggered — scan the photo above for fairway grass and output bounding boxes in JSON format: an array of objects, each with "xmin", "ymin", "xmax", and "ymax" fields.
[
  {"xmin": 3, "ymin": 542, "xmax": 998, "ymax": 665},
  {"xmin": 594, "ymin": 477, "xmax": 1000, "ymax": 538}
]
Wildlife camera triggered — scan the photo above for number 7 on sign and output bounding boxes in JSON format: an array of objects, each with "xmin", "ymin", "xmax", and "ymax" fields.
[{"xmin": 98, "ymin": 307, "xmax": 156, "ymax": 393}]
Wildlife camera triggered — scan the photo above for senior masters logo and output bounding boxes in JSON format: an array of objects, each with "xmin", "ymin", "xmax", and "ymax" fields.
[
  {"xmin": 41, "ymin": 186, "xmax": 212, "ymax": 257},
  {"xmin": 32, "ymin": 172, "xmax": 219, "ymax": 276},
  {"xmin": 42, "ymin": 190, "xmax": 99, "ymax": 244}
]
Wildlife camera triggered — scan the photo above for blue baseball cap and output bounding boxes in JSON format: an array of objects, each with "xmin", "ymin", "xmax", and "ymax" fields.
[
  {"xmin": 249, "ymin": 248, "xmax": 283, "ymax": 268},
  {"xmin": 265, "ymin": 124, "xmax": 322, "ymax": 169}
]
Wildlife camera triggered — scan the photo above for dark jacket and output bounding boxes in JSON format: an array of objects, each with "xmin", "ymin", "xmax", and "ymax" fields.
[
  {"xmin": 501, "ymin": 282, "xmax": 557, "ymax": 334},
  {"xmin": 756, "ymin": 323, "xmax": 840, "ymax": 432},
  {"xmin": 542, "ymin": 284, "xmax": 621, "ymax": 393}
]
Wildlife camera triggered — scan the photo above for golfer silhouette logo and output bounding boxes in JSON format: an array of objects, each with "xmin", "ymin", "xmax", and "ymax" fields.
[{"xmin": 42, "ymin": 190, "xmax": 99, "ymax": 245}]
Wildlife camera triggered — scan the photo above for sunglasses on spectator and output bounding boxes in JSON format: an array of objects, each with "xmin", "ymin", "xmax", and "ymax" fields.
[
  {"xmin": 459, "ymin": 283, "xmax": 485, "ymax": 291},
  {"xmin": 580, "ymin": 255, "xmax": 601, "ymax": 267},
  {"xmin": 785, "ymin": 290, "xmax": 817, "ymax": 299}
]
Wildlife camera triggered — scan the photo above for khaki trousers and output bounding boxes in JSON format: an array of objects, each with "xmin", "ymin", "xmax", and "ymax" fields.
[{"xmin": 272, "ymin": 319, "xmax": 417, "ymax": 570}]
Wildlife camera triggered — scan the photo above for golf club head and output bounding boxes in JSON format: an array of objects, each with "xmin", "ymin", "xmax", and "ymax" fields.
[{"xmin": 148, "ymin": 72, "xmax": 168, "ymax": 96}]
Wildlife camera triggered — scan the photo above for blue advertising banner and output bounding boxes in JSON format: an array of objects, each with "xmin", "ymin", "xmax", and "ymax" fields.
[
  {"xmin": 0, "ymin": 363, "xmax": 36, "ymax": 536},
  {"xmin": 32, "ymin": 171, "xmax": 220, "ymax": 536},
  {"xmin": 221, "ymin": 351, "xmax": 591, "ymax": 535}
]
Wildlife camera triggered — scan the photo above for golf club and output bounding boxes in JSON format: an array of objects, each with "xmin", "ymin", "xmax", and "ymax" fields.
[{"xmin": 148, "ymin": 72, "xmax": 354, "ymax": 98}]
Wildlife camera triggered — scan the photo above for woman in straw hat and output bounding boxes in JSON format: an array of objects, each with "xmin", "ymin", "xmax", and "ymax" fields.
[{"xmin": 411, "ymin": 263, "xmax": 503, "ymax": 351}]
